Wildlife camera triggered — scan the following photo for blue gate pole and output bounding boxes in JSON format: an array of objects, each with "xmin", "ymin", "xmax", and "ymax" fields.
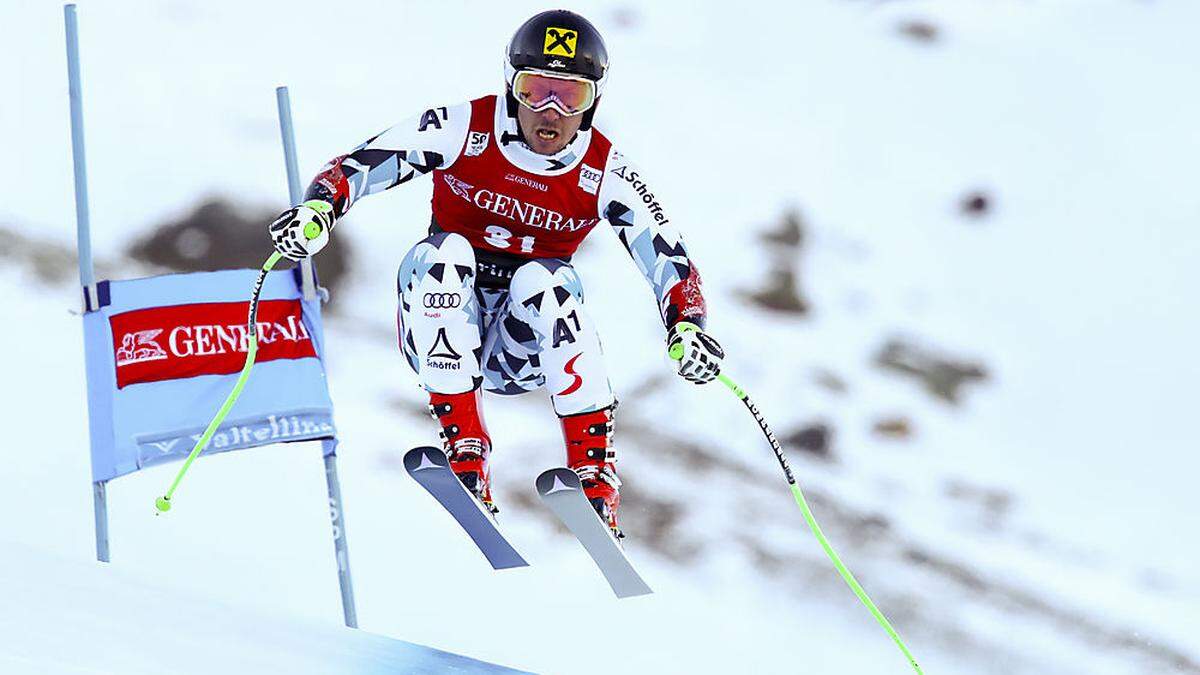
[
  {"xmin": 275, "ymin": 86, "xmax": 317, "ymax": 301},
  {"xmin": 66, "ymin": 3, "xmax": 110, "ymax": 563},
  {"xmin": 93, "ymin": 481, "xmax": 110, "ymax": 562},
  {"xmin": 65, "ymin": 4, "xmax": 97, "ymax": 307},
  {"xmin": 324, "ymin": 442, "xmax": 358, "ymax": 628},
  {"xmin": 276, "ymin": 86, "xmax": 358, "ymax": 628}
]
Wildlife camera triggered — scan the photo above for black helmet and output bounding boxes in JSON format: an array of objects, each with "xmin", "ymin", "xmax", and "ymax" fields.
[{"xmin": 504, "ymin": 10, "xmax": 609, "ymax": 130}]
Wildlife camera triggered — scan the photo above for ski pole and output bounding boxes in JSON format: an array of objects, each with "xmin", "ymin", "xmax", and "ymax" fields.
[
  {"xmin": 154, "ymin": 250, "xmax": 283, "ymax": 513},
  {"xmin": 668, "ymin": 346, "xmax": 923, "ymax": 674}
]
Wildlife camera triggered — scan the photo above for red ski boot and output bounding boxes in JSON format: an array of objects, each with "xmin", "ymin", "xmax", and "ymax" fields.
[
  {"xmin": 428, "ymin": 388, "xmax": 496, "ymax": 513},
  {"xmin": 561, "ymin": 405, "xmax": 622, "ymax": 538}
]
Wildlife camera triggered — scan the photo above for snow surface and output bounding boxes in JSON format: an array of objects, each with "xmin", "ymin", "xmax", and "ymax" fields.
[
  {"xmin": 0, "ymin": 541, "xmax": 528, "ymax": 674},
  {"xmin": 3, "ymin": 1, "xmax": 1200, "ymax": 673}
]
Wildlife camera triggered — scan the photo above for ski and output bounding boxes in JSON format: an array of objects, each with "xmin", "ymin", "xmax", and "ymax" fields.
[
  {"xmin": 535, "ymin": 468, "xmax": 653, "ymax": 599},
  {"xmin": 404, "ymin": 447, "xmax": 528, "ymax": 570}
]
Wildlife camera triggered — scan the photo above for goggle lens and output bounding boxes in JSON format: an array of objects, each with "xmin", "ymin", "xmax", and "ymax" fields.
[{"xmin": 512, "ymin": 71, "xmax": 596, "ymax": 116}]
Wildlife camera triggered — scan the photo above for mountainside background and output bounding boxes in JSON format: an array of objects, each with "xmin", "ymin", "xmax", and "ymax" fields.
[{"xmin": 3, "ymin": 1, "xmax": 1198, "ymax": 673}]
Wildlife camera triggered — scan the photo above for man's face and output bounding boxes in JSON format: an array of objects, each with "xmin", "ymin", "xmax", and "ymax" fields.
[{"xmin": 516, "ymin": 103, "xmax": 583, "ymax": 156}]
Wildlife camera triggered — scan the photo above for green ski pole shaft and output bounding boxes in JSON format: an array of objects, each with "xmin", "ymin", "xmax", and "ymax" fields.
[
  {"xmin": 155, "ymin": 251, "xmax": 283, "ymax": 513},
  {"xmin": 669, "ymin": 345, "xmax": 922, "ymax": 673}
]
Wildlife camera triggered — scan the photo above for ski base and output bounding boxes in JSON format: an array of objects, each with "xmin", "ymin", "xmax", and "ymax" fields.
[
  {"xmin": 535, "ymin": 468, "xmax": 653, "ymax": 599},
  {"xmin": 404, "ymin": 447, "xmax": 528, "ymax": 570}
]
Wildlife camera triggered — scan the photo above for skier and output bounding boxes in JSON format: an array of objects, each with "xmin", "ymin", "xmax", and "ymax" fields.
[{"xmin": 268, "ymin": 9, "xmax": 725, "ymax": 536}]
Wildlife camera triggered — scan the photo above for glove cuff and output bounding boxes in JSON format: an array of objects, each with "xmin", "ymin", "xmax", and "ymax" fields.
[
  {"xmin": 302, "ymin": 199, "xmax": 333, "ymax": 214},
  {"xmin": 668, "ymin": 321, "xmax": 701, "ymax": 338},
  {"xmin": 666, "ymin": 321, "xmax": 702, "ymax": 362}
]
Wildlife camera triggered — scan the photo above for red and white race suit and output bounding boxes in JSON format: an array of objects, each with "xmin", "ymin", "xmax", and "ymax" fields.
[{"xmin": 306, "ymin": 93, "xmax": 707, "ymax": 414}]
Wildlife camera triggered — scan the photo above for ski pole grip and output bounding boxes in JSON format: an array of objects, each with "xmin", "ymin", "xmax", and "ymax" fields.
[
  {"xmin": 302, "ymin": 199, "xmax": 333, "ymax": 241},
  {"xmin": 668, "ymin": 322, "xmax": 701, "ymax": 361}
]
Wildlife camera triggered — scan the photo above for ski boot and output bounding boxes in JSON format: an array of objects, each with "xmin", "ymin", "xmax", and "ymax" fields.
[
  {"xmin": 429, "ymin": 388, "xmax": 496, "ymax": 514},
  {"xmin": 562, "ymin": 404, "xmax": 622, "ymax": 538}
]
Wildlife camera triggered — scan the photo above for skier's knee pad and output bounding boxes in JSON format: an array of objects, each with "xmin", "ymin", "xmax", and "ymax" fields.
[
  {"xmin": 507, "ymin": 259, "xmax": 612, "ymax": 414},
  {"xmin": 397, "ymin": 231, "xmax": 483, "ymax": 392},
  {"xmin": 398, "ymin": 231, "xmax": 477, "ymax": 293},
  {"xmin": 426, "ymin": 231, "xmax": 476, "ymax": 267},
  {"xmin": 509, "ymin": 259, "xmax": 584, "ymax": 324}
]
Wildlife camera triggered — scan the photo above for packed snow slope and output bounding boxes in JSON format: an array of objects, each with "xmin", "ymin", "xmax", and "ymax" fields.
[
  {"xmin": 0, "ymin": 541, "xmax": 529, "ymax": 675},
  {"xmin": 4, "ymin": 1, "xmax": 1200, "ymax": 674}
]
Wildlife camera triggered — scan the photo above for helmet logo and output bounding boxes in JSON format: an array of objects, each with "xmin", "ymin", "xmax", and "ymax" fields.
[
  {"xmin": 547, "ymin": 59, "xmax": 567, "ymax": 69},
  {"xmin": 543, "ymin": 27, "xmax": 577, "ymax": 57}
]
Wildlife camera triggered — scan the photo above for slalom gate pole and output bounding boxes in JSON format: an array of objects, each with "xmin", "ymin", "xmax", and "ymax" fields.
[
  {"xmin": 669, "ymin": 347, "xmax": 923, "ymax": 674},
  {"xmin": 155, "ymin": 251, "xmax": 283, "ymax": 513}
]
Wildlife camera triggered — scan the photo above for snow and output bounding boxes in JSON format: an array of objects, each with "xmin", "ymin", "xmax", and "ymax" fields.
[
  {"xmin": 0, "ymin": 540, "xmax": 527, "ymax": 674},
  {"xmin": 3, "ymin": 0, "xmax": 1200, "ymax": 673}
]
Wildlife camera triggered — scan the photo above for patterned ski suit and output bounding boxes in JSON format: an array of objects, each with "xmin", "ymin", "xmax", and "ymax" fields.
[{"xmin": 306, "ymin": 93, "xmax": 707, "ymax": 415}]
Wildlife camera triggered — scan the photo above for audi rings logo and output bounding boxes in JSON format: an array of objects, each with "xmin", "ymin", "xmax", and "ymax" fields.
[{"xmin": 423, "ymin": 292, "xmax": 461, "ymax": 309}]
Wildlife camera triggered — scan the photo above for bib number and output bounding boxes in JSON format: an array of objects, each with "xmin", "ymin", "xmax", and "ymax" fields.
[{"xmin": 484, "ymin": 225, "xmax": 536, "ymax": 253}]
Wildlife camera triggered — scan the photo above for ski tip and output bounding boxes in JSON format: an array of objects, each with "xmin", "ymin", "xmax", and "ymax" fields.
[
  {"xmin": 492, "ymin": 557, "xmax": 531, "ymax": 570},
  {"xmin": 535, "ymin": 467, "xmax": 582, "ymax": 496},
  {"xmin": 403, "ymin": 446, "xmax": 449, "ymax": 474},
  {"xmin": 615, "ymin": 585, "xmax": 654, "ymax": 599}
]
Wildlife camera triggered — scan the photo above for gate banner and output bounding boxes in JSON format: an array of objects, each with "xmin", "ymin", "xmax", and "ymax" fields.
[{"xmin": 82, "ymin": 267, "xmax": 337, "ymax": 482}]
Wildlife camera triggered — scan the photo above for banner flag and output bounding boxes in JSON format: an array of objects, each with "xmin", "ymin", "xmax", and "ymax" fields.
[{"xmin": 82, "ymin": 266, "xmax": 337, "ymax": 483}]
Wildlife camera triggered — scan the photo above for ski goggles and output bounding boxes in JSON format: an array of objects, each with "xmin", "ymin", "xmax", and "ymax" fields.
[{"xmin": 511, "ymin": 70, "xmax": 597, "ymax": 117}]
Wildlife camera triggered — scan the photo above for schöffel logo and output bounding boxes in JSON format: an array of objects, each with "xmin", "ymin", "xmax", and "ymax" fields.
[
  {"xmin": 423, "ymin": 292, "xmax": 461, "ymax": 309},
  {"xmin": 425, "ymin": 327, "xmax": 462, "ymax": 371},
  {"xmin": 109, "ymin": 299, "xmax": 317, "ymax": 389},
  {"xmin": 611, "ymin": 165, "xmax": 671, "ymax": 226}
]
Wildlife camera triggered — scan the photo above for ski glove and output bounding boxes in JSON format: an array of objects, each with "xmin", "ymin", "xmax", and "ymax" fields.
[
  {"xmin": 667, "ymin": 322, "xmax": 725, "ymax": 384},
  {"xmin": 269, "ymin": 200, "xmax": 335, "ymax": 261}
]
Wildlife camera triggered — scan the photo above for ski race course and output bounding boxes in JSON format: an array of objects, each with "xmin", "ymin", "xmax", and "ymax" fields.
[
  {"xmin": 5, "ymin": 1, "xmax": 1200, "ymax": 673},
  {"xmin": 0, "ymin": 542, "xmax": 527, "ymax": 674}
]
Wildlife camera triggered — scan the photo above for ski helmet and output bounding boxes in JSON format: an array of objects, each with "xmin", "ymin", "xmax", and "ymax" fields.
[{"xmin": 504, "ymin": 10, "xmax": 609, "ymax": 131}]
